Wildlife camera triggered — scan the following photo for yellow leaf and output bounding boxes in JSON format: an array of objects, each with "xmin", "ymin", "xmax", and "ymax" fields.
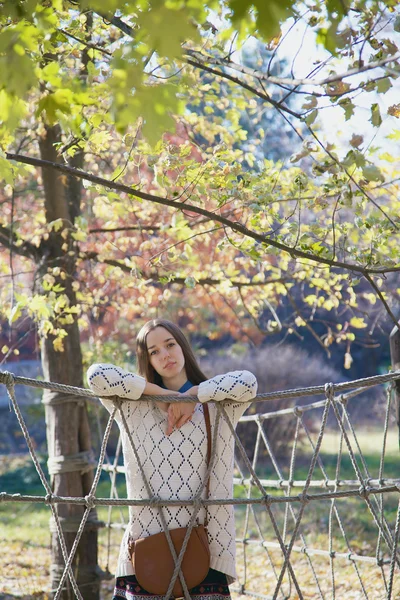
[
  {"xmin": 349, "ymin": 317, "xmax": 367, "ymax": 329},
  {"xmin": 53, "ymin": 337, "xmax": 64, "ymax": 352}
]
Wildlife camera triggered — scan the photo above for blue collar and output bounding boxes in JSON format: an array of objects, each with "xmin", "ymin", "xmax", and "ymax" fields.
[
  {"xmin": 161, "ymin": 380, "xmax": 193, "ymax": 393},
  {"xmin": 178, "ymin": 380, "xmax": 193, "ymax": 393}
]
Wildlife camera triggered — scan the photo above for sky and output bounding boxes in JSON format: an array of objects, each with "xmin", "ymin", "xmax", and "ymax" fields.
[{"xmin": 270, "ymin": 14, "xmax": 400, "ymax": 159}]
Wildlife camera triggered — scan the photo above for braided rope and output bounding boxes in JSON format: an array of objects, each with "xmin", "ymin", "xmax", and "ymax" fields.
[
  {"xmin": 2, "ymin": 368, "xmax": 400, "ymax": 403},
  {"xmin": 2, "ymin": 376, "xmax": 84, "ymax": 599},
  {"xmin": 218, "ymin": 403, "xmax": 304, "ymax": 599},
  {"xmin": 1, "ymin": 369, "xmax": 400, "ymax": 598},
  {"xmin": 53, "ymin": 405, "xmax": 117, "ymax": 600}
]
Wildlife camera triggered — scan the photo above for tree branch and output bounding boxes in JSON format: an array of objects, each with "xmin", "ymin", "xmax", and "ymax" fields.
[
  {"xmin": 285, "ymin": 285, "xmax": 331, "ymax": 357},
  {"xmin": 307, "ymin": 126, "xmax": 399, "ymax": 230},
  {"xmin": 6, "ymin": 152, "xmax": 400, "ymax": 276},
  {"xmin": 89, "ymin": 225, "xmax": 161, "ymax": 233},
  {"xmin": 96, "ymin": 12, "xmax": 400, "ymax": 89},
  {"xmin": 83, "ymin": 250, "xmax": 290, "ymax": 288},
  {"xmin": 0, "ymin": 224, "xmax": 41, "ymax": 261},
  {"xmin": 59, "ymin": 28, "xmax": 112, "ymax": 57},
  {"xmin": 363, "ymin": 273, "xmax": 399, "ymax": 330},
  {"xmin": 186, "ymin": 49, "xmax": 400, "ymax": 88},
  {"xmin": 186, "ymin": 58, "xmax": 302, "ymax": 119}
]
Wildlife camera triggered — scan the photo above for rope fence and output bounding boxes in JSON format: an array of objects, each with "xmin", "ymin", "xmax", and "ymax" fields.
[{"xmin": 1, "ymin": 369, "xmax": 400, "ymax": 599}]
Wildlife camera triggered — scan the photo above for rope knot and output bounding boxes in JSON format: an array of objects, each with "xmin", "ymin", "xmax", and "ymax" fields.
[
  {"xmin": 193, "ymin": 498, "xmax": 202, "ymax": 512},
  {"xmin": 298, "ymin": 491, "xmax": 310, "ymax": 505},
  {"xmin": 45, "ymin": 493, "xmax": 54, "ymax": 505},
  {"xmin": 358, "ymin": 485, "xmax": 370, "ymax": 499},
  {"xmin": 262, "ymin": 494, "xmax": 271, "ymax": 507},
  {"xmin": 148, "ymin": 496, "xmax": 159, "ymax": 508},
  {"xmin": 0, "ymin": 370, "xmax": 15, "ymax": 387},
  {"xmin": 112, "ymin": 397, "xmax": 123, "ymax": 409},
  {"xmin": 292, "ymin": 406, "xmax": 302, "ymax": 418},
  {"xmin": 324, "ymin": 382, "xmax": 335, "ymax": 401},
  {"xmin": 85, "ymin": 494, "xmax": 96, "ymax": 509},
  {"xmin": 376, "ymin": 557, "xmax": 384, "ymax": 567},
  {"xmin": 329, "ymin": 551, "xmax": 336, "ymax": 559}
]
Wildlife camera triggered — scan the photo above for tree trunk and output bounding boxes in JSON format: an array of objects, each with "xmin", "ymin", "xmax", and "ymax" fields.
[{"xmin": 39, "ymin": 123, "xmax": 100, "ymax": 600}]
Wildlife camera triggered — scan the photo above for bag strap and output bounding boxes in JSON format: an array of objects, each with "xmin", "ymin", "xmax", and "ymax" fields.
[{"xmin": 203, "ymin": 402, "xmax": 211, "ymax": 528}]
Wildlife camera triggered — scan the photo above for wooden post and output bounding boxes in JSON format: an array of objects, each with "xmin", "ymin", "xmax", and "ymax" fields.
[{"xmin": 389, "ymin": 324, "xmax": 400, "ymax": 449}]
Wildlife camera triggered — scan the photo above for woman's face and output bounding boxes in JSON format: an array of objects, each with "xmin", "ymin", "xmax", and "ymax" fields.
[{"xmin": 146, "ymin": 326, "xmax": 186, "ymax": 381}]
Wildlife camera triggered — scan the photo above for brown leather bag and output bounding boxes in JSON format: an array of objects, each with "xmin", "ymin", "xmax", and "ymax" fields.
[{"xmin": 131, "ymin": 403, "xmax": 212, "ymax": 597}]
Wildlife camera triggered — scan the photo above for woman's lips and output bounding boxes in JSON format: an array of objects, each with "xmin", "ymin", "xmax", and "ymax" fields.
[{"xmin": 164, "ymin": 362, "xmax": 176, "ymax": 369}]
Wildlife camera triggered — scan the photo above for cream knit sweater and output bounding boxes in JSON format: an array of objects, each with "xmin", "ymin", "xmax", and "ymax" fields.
[{"xmin": 87, "ymin": 364, "xmax": 257, "ymax": 583}]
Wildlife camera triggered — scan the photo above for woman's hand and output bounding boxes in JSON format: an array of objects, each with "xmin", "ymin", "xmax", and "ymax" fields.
[{"xmin": 166, "ymin": 398, "xmax": 197, "ymax": 435}]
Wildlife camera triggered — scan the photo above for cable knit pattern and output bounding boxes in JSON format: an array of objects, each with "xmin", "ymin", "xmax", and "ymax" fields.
[
  {"xmin": 198, "ymin": 370, "xmax": 258, "ymax": 403},
  {"xmin": 87, "ymin": 363, "xmax": 146, "ymax": 399},
  {"xmin": 87, "ymin": 365, "xmax": 257, "ymax": 584}
]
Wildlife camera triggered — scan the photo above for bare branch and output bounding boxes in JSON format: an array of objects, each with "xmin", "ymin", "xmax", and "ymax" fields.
[
  {"xmin": 307, "ymin": 127, "xmax": 399, "ymax": 230},
  {"xmin": 186, "ymin": 49, "xmax": 400, "ymax": 88},
  {"xmin": 147, "ymin": 226, "xmax": 223, "ymax": 265},
  {"xmin": 89, "ymin": 225, "xmax": 161, "ymax": 233},
  {"xmin": 0, "ymin": 224, "xmax": 41, "ymax": 261},
  {"xmin": 363, "ymin": 273, "xmax": 399, "ymax": 330},
  {"xmin": 96, "ymin": 12, "xmax": 400, "ymax": 90},
  {"xmin": 285, "ymin": 285, "xmax": 331, "ymax": 357},
  {"xmin": 58, "ymin": 28, "xmax": 112, "ymax": 57},
  {"xmin": 238, "ymin": 287, "xmax": 282, "ymax": 336},
  {"xmin": 84, "ymin": 249, "xmax": 290, "ymax": 289},
  {"xmin": 185, "ymin": 58, "xmax": 302, "ymax": 119}
]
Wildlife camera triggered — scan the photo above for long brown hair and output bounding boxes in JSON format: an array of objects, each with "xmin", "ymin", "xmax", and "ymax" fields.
[{"xmin": 136, "ymin": 319, "xmax": 207, "ymax": 387}]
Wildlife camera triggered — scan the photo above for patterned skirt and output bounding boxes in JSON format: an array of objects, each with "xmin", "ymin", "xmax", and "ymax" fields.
[{"xmin": 112, "ymin": 568, "xmax": 231, "ymax": 599}]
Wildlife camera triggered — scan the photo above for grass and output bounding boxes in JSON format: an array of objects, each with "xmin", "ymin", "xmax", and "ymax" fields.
[{"xmin": 0, "ymin": 426, "xmax": 399, "ymax": 599}]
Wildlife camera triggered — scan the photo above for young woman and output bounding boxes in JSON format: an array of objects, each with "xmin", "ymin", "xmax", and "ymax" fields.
[{"xmin": 87, "ymin": 319, "xmax": 257, "ymax": 600}]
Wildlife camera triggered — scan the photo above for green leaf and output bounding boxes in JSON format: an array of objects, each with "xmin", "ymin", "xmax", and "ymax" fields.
[
  {"xmin": 36, "ymin": 89, "xmax": 74, "ymax": 124},
  {"xmin": 362, "ymin": 165, "xmax": 384, "ymax": 182},
  {"xmin": 0, "ymin": 154, "xmax": 14, "ymax": 184},
  {"xmin": 338, "ymin": 98, "xmax": 355, "ymax": 121},
  {"xmin": 370, "ymin": 103, "xmax": 382, "ymax": 127},
  {"xmin": 0, "ymin": 89, "xmax": 27, "ymax": 130},
  {"xmin": 342, "ymin": 149, "xmax": 365, "ymax": 168},
  {"xmin": 138, "ymin": 6, "xmax": 200, "ymax": 59},
  {"xmin": 229, "ymin": 0, "xmax": 294, "ymax": 40},
  {"xmin": 376, "ymin": 77, "xmax": 392, "ymax": 94},
  {"xmin": 305, "ymin": 109, "xmax": 317, "ymax": 125}
]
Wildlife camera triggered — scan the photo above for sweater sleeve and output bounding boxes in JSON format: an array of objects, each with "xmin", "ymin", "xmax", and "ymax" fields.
[
  {"xmin": 197, "ymin": 370, "xmax": 258, "ymax": 404},
  {"xmin": 87, "ymin": 363, "xmax": 146, "ymax": 400}
]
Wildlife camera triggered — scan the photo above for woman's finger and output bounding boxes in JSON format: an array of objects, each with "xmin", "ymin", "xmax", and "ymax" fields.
[{"xmin": 175, "ymin": 415, "xmax": 189, "ymax": 429}]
